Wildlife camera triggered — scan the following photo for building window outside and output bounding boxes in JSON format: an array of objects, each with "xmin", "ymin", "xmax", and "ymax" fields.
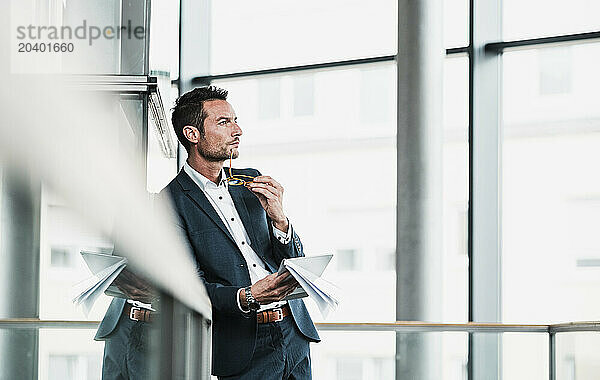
[
  {"xmin": 258, "ymin": 78, "xmax": 281, "ymax": 120},
  {"xmin": 359, "ymin": 66, "xmax": 393, "ymax": 124},
  {"xmin": 539, "ymin": 46, "xmax": 572, "ymax": 95},
  {"xmin": 48, "ymin": 354, "xmax": 101, "ymax": 380},
  {"xmin": 293, "ymin": 74, "xmax": 315, "ymax": 117},
  {"xmin": 336, "ymin": 357, "xmax": 363, "ymax": 380},
  {"xmin": 49, "ymin": 355, "xmax": 77, "ymax": 380},
  {"xmin": 50, "ymin": 246, "xmax": 73, "ymax": 268},
  {"xmin": 335, "ymin": 249, "xmax": 358, "ymax": 271}
]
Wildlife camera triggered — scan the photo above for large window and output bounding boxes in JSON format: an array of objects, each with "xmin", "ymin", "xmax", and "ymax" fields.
[
  {"xmin": 502, "ymin": 42, "xmax": 600, "ymax": 323},
  {"xmin": 214, "ymin": 62, "xmax": 398, "ymax": 323}
]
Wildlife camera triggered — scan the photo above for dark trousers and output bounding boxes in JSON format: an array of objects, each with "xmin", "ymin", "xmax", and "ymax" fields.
[
  {"xmin": 220, "ymin": 317, "xmax": 312, "ymax": 380},
  {"xmin": 101, "ymin": 310, "xmax": 150, "ymax": 380}
]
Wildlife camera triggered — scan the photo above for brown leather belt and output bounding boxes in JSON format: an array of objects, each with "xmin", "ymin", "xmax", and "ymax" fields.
[
  {"xmin": 124, "ymin": 303, "xmax": 155, "ymax": 323},
  {"xmin": 256, "ymin": 305, "xmax": 291, "ymax": 324}
]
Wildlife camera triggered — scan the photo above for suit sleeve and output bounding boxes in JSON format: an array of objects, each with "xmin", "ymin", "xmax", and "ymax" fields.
[
  {"xmin": 172, "ymin": 216, "xmax": 250, "ymax": 318},
  {"xmin": 161, "ymin": 189, "xmax": 250, "ymax": 318},
  {"xmin": 252, "ymin": 169, "xmax": 305, "ymax": 264},
  {"xmin": 269, "ymin": 219, "xmax": 304, "ymax": 264}
]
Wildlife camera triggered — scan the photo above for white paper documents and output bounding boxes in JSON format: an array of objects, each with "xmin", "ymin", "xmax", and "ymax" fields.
[
  {"xmin": 71, "ymin": 251, "xmax": 127, "ymax": 315},
  {"xmin": 277, "ymin": 254, "xmax": 340, "ymax": 318}
]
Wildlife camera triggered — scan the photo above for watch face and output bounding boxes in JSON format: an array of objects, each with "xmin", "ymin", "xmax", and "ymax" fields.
[{"xmin": 249, "ymin": 301, "xmax": 260, "ymax": 311}]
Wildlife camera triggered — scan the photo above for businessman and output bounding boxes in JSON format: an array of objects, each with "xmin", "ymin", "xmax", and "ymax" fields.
[{"xmin": 163, "ymin": 86, "xmax": 320, "ymax": 379}]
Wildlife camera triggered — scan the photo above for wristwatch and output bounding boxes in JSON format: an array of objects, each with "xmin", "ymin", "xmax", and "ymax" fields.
[{"xmin": 244, "ymin": 286, "xmax": 260, "ymax": 311}]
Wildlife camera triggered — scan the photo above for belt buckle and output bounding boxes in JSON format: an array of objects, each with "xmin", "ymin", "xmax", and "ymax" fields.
[
  {"xmin": 272, "ymin": 308, "xmax": 284, "ymax": 322},
  {"xmin": 129, "ymin": 306, "xmax": 141, "ymax": 321}
]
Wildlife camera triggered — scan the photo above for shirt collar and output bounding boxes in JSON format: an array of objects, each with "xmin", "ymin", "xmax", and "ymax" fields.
[{"xmin": 183, "ymin": 161, "xmax": 228, "ymax": 191}]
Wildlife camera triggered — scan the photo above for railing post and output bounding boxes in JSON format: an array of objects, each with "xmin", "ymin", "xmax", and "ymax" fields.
[{"xmin": 549, "ymin": 332, "xmax": 556, "ymax": 380}]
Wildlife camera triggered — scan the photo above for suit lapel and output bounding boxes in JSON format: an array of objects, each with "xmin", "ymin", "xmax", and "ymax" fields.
[
  {"xmin": 228, "ymin": 185, "xmax": 258, "ymax": 248},
  {"xmin": 176, "ymin": 170, "xmax": 236, "ymax": 245}
]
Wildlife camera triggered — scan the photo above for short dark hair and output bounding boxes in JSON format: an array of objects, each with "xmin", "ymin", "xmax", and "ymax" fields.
[{"xmin": 171, "ymin": 86, "xmax": 229, "ymax": 151}]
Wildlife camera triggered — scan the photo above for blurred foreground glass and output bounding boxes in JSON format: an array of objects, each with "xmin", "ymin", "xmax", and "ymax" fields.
[{"xmin": 502, "ymin": 42, "xmax": 600, "ymax": 323}]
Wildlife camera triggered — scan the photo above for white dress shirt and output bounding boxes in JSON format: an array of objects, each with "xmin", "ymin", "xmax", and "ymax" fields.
[{"xmin": 183, "ymin": 162, "xmax": 291, "ymax": 312}]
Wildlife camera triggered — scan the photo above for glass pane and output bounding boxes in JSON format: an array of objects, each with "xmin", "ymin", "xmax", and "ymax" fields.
[
  {"xmin": 10, "ymin": 0, "xmax": 149, "ymax": 75},
  {"xmin": 312, "ymin": 331, "xmax": 396, "ymax": 379},
  {"xmin": 502, "ymin": 43, "xmax": 600, "ymax": 323},
  {"xmin": 213, "ymin": 57, "xmax": 469, "ymax": 323},
  {"xmin": 149, "ymin": 0, "xmax": 180, "ymax": 80},
  {"xmin": 210, "ymin": 0, "xmax": 397, "ymax": 74},
  {"xmin": 0, "ymin": 327, "xmax": 104, "ymax": 380},
  {"xmin": 444, "ymin": 0, "xmax": 469, "ymax": 48},
  {"xmin": 556, "ymin": 332, "xmax": 600, "ymax": 379},
  {"xmin": 40, "ymin": 328, "xmax": 103, "ymax": 380},
  {"xmin": 503, "ymin": 333, "xmax": 549, "ymax": 379},
  {"xmin": 503, "ymin": 0, "xmax": 600, "ymax": 40},
  {"xmin": 214, "ymin": 62, "xmax": 397, "ymax": 322},
  {"xmin": 312, "ymin": 331, "xmax": 468, "ymax": 379}
]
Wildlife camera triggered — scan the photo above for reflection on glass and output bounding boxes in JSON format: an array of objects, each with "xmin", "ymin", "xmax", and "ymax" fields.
[{"xmin": 502, "ymin": 43, "xmax": 600, "ymax": 324}]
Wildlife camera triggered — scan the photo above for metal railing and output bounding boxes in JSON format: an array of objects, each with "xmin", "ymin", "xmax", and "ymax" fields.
[{"xmin": 2, "ymin": 318, "xmax": 598, "ymax": 380}]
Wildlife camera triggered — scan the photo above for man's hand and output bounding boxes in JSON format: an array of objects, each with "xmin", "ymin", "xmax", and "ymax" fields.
[
  {"xmin": 248, "ymin": 272, "xmax": 299, "ymax": 305},
  {"xmin": 247, "ymin": 175, "xmax": 289, "ymax": 232},
  {"xmin": 113, "ymin": 269, "xmax": 155, "ymax": 303}
]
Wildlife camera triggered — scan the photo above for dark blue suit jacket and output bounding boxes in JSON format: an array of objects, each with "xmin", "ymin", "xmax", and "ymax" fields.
[{"xmin": 163, "ymin": 168, "xmax": 319, "ymax": 376}]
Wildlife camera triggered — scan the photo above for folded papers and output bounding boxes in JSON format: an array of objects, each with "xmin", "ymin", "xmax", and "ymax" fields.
[
  {"xmin": 71, "ymin": 251, "xmax": 127, "ymax": 316},
  {"xmin": 277, "ymin": 254, "xmax": 340, "ymax": 318}
]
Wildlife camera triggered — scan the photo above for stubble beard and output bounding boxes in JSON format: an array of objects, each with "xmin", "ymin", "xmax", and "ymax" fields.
[{"xmin": 197, "ymin": 143, "xmax": 239, "ymax": 162}]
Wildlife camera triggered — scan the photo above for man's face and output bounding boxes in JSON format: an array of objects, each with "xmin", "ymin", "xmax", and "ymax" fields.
[{"xmin": 195, "ymin": 99, "xmax": 242, "ymax": 162}]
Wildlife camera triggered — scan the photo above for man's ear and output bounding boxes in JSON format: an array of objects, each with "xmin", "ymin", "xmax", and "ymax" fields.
[{"xmin": 182, "ymin": 125, "xmax": 200, "ymax": 145}]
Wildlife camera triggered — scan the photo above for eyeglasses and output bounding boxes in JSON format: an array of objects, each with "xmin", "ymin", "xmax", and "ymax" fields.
[{"xmin": 226, "ymin": 151, "xmax": 255, "ymax": 186}]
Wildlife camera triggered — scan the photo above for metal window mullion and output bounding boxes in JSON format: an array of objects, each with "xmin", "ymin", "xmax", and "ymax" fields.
[{"xmin": 468, "ymin": 0, "xmax": 503, "ymax": 379}]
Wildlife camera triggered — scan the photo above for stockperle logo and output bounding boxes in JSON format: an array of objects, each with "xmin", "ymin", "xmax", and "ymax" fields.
[{"xmin": 16, "ymin": 20, "xmax": 146, "ymax": 46}]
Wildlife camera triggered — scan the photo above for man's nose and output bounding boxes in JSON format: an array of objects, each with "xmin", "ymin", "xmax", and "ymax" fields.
[{"xmin": 232, "ymin": 122, "xmax": 242, "ymax": 136}]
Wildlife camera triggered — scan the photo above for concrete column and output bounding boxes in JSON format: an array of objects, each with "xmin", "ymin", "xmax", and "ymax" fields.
[
  {"xmin": 396, "ymin": 0, "xmax": 444, "ymax": 378},
  {"xmin": 0, "ymin": 169, "xmax": 41, "ymax": 380}
]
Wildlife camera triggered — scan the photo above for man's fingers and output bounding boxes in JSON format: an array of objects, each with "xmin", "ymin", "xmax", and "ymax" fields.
[
  {"xmin": 275, "ymin": 272, "xmax": 291, "ymax": 283},
  {"xmin": 250, "ymin": 187, "xmax": 276, "ymax": 200},
  {"xmin": 248, "ymin": 182, "xmax": 280, "ymax": 197},
  {"xmin": 253, "ymin": 176, "xmax": 284, "ymax": 193}
]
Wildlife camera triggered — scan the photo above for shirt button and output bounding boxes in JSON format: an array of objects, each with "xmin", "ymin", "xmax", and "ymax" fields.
[
  {"xmin": 252, "ymin": 264, "xmax": 257, "ymax": 267},
  {"xmin": 239, "ymin": 264, "xmax": 244, "ymax": 267},
  {"xmin": 219, "ymin": 196, "xmax": 223, "ymax": 200},
  {"xmin": 241, "ymin": 241, "xmax": 245, "ymax": 245},
  {"xmin": 231, "ymin": 218, "xmax": 234, "ymax": 221}
]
